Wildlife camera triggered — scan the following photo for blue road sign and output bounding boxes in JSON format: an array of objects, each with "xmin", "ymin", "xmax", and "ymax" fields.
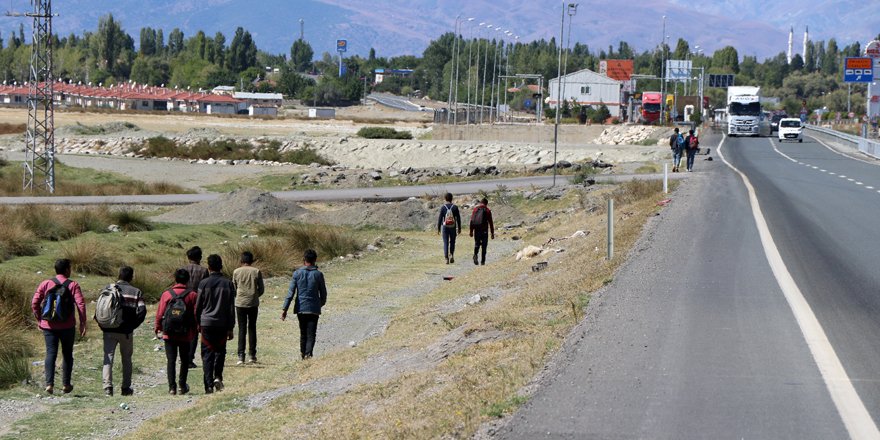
[
  {"xmin": 844, "ymin": 57, "xmax": 873, "ymax": 83},
  {"xmin": 336, "ymin": 39, "xmax": 347, "ymax": 53}
]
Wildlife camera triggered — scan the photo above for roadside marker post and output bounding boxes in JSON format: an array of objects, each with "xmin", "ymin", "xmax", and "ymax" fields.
[
  {"xmin": 663, "ymin": 163, "xmax": 668, "ymax": 193},
  {"xmin": 607, "ymin": 199, "xmax": 614, "ymax": 260}
]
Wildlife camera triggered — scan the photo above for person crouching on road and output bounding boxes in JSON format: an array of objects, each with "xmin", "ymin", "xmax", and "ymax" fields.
[
  {"xmin": 195, "ymin": 254, "xmax": 236, "ymax": 394},
  {"xmin": 99, "ymin": 266, "xmax": 146, "ymax": 397},
  {"xmin": 155, "ymin": 269, "xmax": 199, "ymax": 395},
  {"xmin": 233, "ymin": 251, "xmax": 264, "ymax": 365},
  {"xmin": 281, "ymin": 249, "xmax": 328, "ymax": 360},
  {"xmin": 31, "ymin": 258, "xmax": 87, "ymax": 395}
]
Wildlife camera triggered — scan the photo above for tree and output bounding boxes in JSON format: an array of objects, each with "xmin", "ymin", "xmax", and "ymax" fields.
[
  {"xmin": 213, "ymin": 32, "xmax": 226, "ymax": 67},
  {"xmin": 790, "ymin": 53, "xmax": 804, "ymax": 71},
  {"xmin": 93, "ymin": 14, "xmax": 127, "ymax": 71},
  {"xmin": 290, "ymin": 38, "xmax": 314, "ymax": 72},
  {"xmin": 673, "ymin": 38, "xmax": 690, "ymax": 60},
  {"xmin": 168, "ymin": 28, "xmax": 184, "ymax": 56},
  {"xmin": 277, "ymin": 65, "xmax": 315, "ymax": 98},
  {"xmin": 712, "ymin": 46, "xmax": 739, "ymax": 73},
  {"xmin": 228, "ymin": 27, "xmax": 257, "ymax": 72},
  {"xmin": 821, "ymin": 39, "xmax": 839, "ymax": 75}
]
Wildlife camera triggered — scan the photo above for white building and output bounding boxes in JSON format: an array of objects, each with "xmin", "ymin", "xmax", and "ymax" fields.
[
  {"xmin": 233, "ymin": 92, "xmax": 283, "ymax": 109},
  {"xmin": 548, "ymin": 68, "xmax": 622, "ymax": 117}
]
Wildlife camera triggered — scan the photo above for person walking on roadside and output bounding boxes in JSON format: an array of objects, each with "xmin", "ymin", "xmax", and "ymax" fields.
[
  {"xmin": 195, "ymin": 254, "xmax": 236, "ymax": 394},
  {"xmin": 437, "ymin": 192, "xmax": 462, "ymax": 264},
  {"xmin": 669, "ymin": 127, "xmax": 685, "ymax": 172},
  {"xmin": 31, "ymin": 259, "xmax": 87, "ymax": 395},
  {"xmin": 98, "ymin": 266, "xmax": 146, "ymax": 396},
  {"xmin": 469, "ymin": 197, "xmax": 495, "ymax": 266},
  {"xmin": 232, "ymin": 251, "xmax": 264, "ymax": 365},
  {"xmin": 182, "ymin": 246, "xmax": 208, "ymax": 369},
  {"xmin": 155, "ymin": 269, "xmax": 199, "ymax": 395},
  {"xmin": 281, "ymin": 249, "xmax": 328, "ymax": 360},
  {"xmin": 684, "ymin": 129, "xmax": 700, "ymax": 172}
]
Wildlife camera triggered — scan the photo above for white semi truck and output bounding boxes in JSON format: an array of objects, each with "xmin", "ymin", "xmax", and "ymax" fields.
[{"xmin": 727, "ymin": 86, "xmax": 769, "ymax": 137}]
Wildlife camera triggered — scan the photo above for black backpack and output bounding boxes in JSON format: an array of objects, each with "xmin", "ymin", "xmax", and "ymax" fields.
[
  {"xmin": 162, "ymin": 289, "xmax": 190, "ymax": 335},
  {"xmin": 41, "ymin": 279, "xmax": 73, "ymax": 322},
  {"xmin": 470, "ymin": 205, "xmax": 487, "ymax": 228}
]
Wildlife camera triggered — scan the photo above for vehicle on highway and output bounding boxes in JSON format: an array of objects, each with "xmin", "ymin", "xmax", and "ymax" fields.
[
  {"xmin": 770, "ymin": 112, "xmax": 787, "ymax": 133},
  {"xmin": 640, "ymin": 91, "xmax": 662, "ymax": 124},
  {"xmin": 727, "ymin": 86, "xmax": 770, "ymax": 137},
  {"xmin": 778, "ymin": 118, "xmax": 803, "ymax": 143}
]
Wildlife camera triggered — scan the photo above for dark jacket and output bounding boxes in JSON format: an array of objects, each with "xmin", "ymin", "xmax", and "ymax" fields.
[
  {"xmin": 195, "ymin": 272, "xmax": 236, "ymax": 330},
  {"xmin": 183, "ymin": 263, "xmax": 209, "ymax": 293},
  {"xmin": 669, "ymin": 132, "xmax": 684, "ymax": 151},
  {"xmin": 101, "ymin": 281, "xmax": 147, "ymax": 334},
  {"xmin": 469, "ymin": 203, "xmax": 495, "ymax": 235},
  {"xmin": 283, "ymin": 265, "xmax": 327, "ymax": 315},
  {"xmin": 685, "ymin": 134, "xmax": 699, "ymax": 150},
  {"xmin": 437, "ymin": 203, "xmax": 462, "ymax": 233},
  {"xmin": 154, "ymin": 284, "xmax": 199, "ymax": 342}
]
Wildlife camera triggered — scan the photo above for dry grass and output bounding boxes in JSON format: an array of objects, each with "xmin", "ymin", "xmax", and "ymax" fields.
[
  {"xmin": 0, "ymin": 123, "xmax": 25, "ymax": 135},
  {"xmin": 256, "ymin": 221, "xmax": 362, "ymax": 262},
  {"xmin": 0, "ymin": 308, "xmax": 33, "ymax": 388},
  {"xmin": 61, "ymin": 238, "xmax": 121, "ymax": 276},
  {"xmin": 220, "ymin": 238, "xmax": 298, "ymax": 278},
  {"xmin": 0, "ymin": 273, "xmax": 31, "ymax": 325},
  {"xmin": 0, "ymin": 221, "xmax": 40, "ymax": 260}
]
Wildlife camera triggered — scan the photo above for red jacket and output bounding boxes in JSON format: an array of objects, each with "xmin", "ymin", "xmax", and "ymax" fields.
[
  {"xmin": 31, "ymin": 275, "xmax": 87, "ymax": 331},
  {"xmin": 469, "ymin": 203, "xmax": 495, "ymax": 235},
  {"xmin": 154, "ymin": 284, "xmax": 198, "ymax": 342}
]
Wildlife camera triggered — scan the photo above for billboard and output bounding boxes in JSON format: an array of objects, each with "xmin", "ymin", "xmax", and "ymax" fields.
[
  {"xmin": 665, "ymin": 60, "xmax": 692, "ymax": 82},
  {"xmin": 844, "ymin": 57, "xmax": 873, "ymax": 83},
  {"xmin": 336, "ymin": 39, "xmax": 348, "ymax": 53},
  {"xmin": 599, "ymin": 60, "xmax": 634, "ymax": 81}
]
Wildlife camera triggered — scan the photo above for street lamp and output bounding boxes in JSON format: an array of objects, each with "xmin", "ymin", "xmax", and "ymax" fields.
[
  {"xmin": 553, "ymin": 2, "xmax": 577, "ymax": 187},
  {"xmin": 447, "ymin": 14, "xmax": 461, "ymax": 124}
]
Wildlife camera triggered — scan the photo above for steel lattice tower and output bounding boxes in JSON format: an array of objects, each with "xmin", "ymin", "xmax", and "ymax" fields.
[{"xmin": 21, "ymin": 0, "xmax": 55, "ymax": 193}]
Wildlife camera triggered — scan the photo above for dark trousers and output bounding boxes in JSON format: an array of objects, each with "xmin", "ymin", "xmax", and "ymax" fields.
[
  {"xmin": 42, "ymin": 327, "xmax": 75, "ymax": 387},
  {"xmin": 164, "ymin": 339, "xmax": 191, "ymax": 390},
  {"xmin": 236, "ymin": 306, "xmax": 258, "ymax": 359},
  {"xmin": 297, "ymin": 314, "xmax": 319, "ymax": 359},
  {"xmin": 188, "ymin": 336, "xmax": 199, "ymax": 366},
  {"xmin": 441, "ymin": 227, "xmax": 457, "ymax": 259},
  {"xmin": 200, "ymin": 327, "xmax": 228, "ymax": 390},
  {"xmin": 473, "ymin": 230, "xmax": 489, "ymax": 264},
  {"xmin": 686, "ymin": 148, "xmax": 697, "ymax": 170}
]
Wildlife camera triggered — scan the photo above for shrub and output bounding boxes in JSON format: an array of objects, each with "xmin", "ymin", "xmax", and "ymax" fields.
[
  {"xmin": 17, "ymin": 205, "xmax": 77, "ymax": 241},
  {"xmin": 0, "ymin": 309, "xmax": 33, "ymax": 388},
  {"xmin": 356, "ymin": 127, "xmax": 413, "ymax": 139},
  {"xmin": 0, "ymin": 221, "xmax": 40, "ymax": 260},
  {"xmin": 256, "ymin": 221, "xmax": 361, "ymax": 262},
  {"xmin": 61, "ymin": 239, "xmax": 120, "ymax": 276},
  {"xmin": 64, "ymin": 207, "xmax": 111, "ymax": 235},
  {"xmin": 570, "ymin": 164, "xmax": 597, "ymax": 185},
  {"xmin": 279, "ymin": 148, "xmax": 333, "ymax": 166},
  {"xmin": 608, "ymin": 179, "xmax": 663, "ymax": 204},
  {"xmin": 132, "ymin": 269, "xmax": 173, "ymax": 303},
  {"xmin": 0, "ymin": 273, "xmax": 32, "ymax": 324},
  {"xmin": 220, "ymin": 238, "xmax": 297, "ymax": 278},
  {"xmin": 110, "ymin": 210, "xmax": 153, "ymax": 232},
  {"xmin": 139, "ymin": 136, "xmax": 179, "ymax": 157}
]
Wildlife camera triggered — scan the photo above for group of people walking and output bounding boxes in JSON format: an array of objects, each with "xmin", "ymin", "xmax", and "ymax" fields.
[
  {"xmin": 30, "ymin": 246, "xmax": 327, "ymax": 396},
  {"xmin": 436, "ymin": 192, "xmax": 495, "ymax": 266},
  {"xmin": 669, "ymin": 127, "xmax": 700, "ymax": 173}
]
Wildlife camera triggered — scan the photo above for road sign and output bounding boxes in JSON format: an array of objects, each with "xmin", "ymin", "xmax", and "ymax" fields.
[
  {"xmin": 665, "ymin": 60, "xmax": 691, "ymax": 82},
  {"xmin": 866, "ymin": 40, "xmax": 880, "ymax": 80},
  {"xmin": 844, "ymin": 57, "xmax": 873, "ymax": 82},
  {"xmin": 708, "ymin": 74, "xmax": 734, "ymax": 88},
  {"xmin": 336, "ymin": 39, "xmax": 347, "ymax": 53}
]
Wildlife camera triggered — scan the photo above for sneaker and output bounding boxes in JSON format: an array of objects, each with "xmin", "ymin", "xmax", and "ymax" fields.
[
  {"xmin": 45, "ymin": 385, "xmax": 54, "ymax": 394},
  {"xmin": 450, "ymin": 256, "xmax": 454, "ymax": 264},
  {"xmin": 213, "ymin": 378, "xmax": 224, "ymax": 392},
  {"xmin": 104, "ymin": 388, "xmax": 113, "ymax": 397},
  {"xmin": 236, "ymin": 358, "xmax": 244, "ymax": 366},
  {"xmin": 473, "ymin": 254, "xmax": 478, "ymax": 265},
  {"xmin": 62, "ymin": 384, "xmax": 73, "ymax": 394},
  {"xmin": 121, "ymin": 388, "xmax": 133, "ymax": 396},
  {"xmin": 247, "ymin": 356, "xmax": 257, "ymax": 364},
  {"xmin": 188, "ymin": 362, "xmax": 198, "ymax": 369},
  {"xmin": 169, "ymin": 387, "xmax": 177, "ymax": 396},
  {"xmin": 445, "ymin": 256, "xmax": 449, "ymax": 264},
  {"xmin": 179, "ymin": 384, "xmax": 190, "ymax": 395},
  {"xmin": 205, "ymin": 386, "xmax": 214, "ymax": 394}
]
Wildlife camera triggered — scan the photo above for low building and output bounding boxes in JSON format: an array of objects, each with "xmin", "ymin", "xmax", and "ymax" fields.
[
  {"xmin": 249, "ymin": 105, "xmax": 278, "ymax": 116},
  {"xmin": 374, "ymin": 68, "xmax": 414, "ymax": 84},
  {"xmin": 308, "ymin": 108, "xmax": 336, "ymax": 119},
  {"xmin": 233, "ymin": 92, "xmax": 283, "ymax": 109},
  {"xmin": 197, "ymin": 94, "xmax": 242, "ymax": 114},
  {"xmin": 548, "ymin": 68, "xmax": 623, "ymax": 117}
]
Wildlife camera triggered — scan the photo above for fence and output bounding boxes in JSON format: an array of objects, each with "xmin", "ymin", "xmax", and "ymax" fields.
[{"xmin": 805, "ymin": 125, "xmax": 880, "ymax": 160}]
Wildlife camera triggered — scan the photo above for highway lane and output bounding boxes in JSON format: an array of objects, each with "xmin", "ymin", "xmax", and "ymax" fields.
[
  {"xmin": 368, "ymin": 93, "xmax": 422, "ymax": 111},
  {"xmin": 497, "ymin": 132, "xmax": 849, "ymax": 438},
  {"xmin": 723, "ymin": 134, "xmax": 880, "ymax": 425}
]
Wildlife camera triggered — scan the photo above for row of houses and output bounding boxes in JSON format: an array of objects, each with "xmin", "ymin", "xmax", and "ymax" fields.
[{"xmin": 0, "ymin": 83, "xmax": 283, "ymax": 116}]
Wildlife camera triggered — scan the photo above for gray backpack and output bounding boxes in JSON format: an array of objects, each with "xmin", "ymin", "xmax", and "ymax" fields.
[{"xmin": 94, "ymin": 283, "xmax": 124, "ymax": 329}]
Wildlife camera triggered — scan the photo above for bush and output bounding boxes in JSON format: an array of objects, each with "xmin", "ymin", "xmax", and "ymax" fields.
[
  {"xmin": 570, "ymin": 164, "xmax": 597, "ymax": 185},
  {"xmin": 110, "ymin": 210, "xmax": 153, "ymax": 232},
  {"xmin": 0, "ymin": 273, "xmax": 32, "ymax": 324},
  {"xmin": 61, "ymin": 239, "xmax": 120, "ymax": 276},
  {"xmin": 356, "ymin": 127, "xmax": 413, "ymax": 139},
  {"xmin": 220, "ymin": 238, "xmax": 298, "ymax": 278},
  {"xmin": 64, "ymin": 207, "xmax": 111, "ymax": 235},
  {"xmin": 279, "ymin": 148, "xmax": 333, "ymax": 166},
  {"xmin": 0, "ymin": 221, "xmax": 40, "ymax": 260},
  {"xmin": 256, "ymin": 221, "xmax": 361, "ymax": 262},
  {"xmin": 0, "ymin": 309, "xmax": 33, "ymax": 388},
  {"xmin": 17, "ymin": 205, "xmax": 77, "ymax": 241},
  {"xmin": 132, "ymin": 269, "xmax": 174, "ymax": 303}
]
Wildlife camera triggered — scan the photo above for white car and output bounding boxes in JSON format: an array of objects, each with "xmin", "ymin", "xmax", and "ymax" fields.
[{"xmin": 778, "ymin": 118, "xmax": 803, "ymax": 143}]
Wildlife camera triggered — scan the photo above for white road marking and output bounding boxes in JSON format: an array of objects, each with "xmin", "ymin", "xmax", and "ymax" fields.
[
  {"xmin": 722, "ymin": 135, "xmax": 880, "ymax": 440},
  {"xmin": 856, "ymin": 182, "xmax": 864, "ymax": 186},
  {"xmin": 867, "ymin": 186, "xmax": 874, "ymax": 190}
]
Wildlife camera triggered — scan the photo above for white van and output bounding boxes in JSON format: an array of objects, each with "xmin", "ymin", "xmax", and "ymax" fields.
[{"xmin": 778, "ymin": 118, "xmax": 803, "ymax": 143}]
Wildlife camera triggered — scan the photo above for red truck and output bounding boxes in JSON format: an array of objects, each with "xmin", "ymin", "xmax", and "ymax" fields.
[{"xmin": 640, "ymin": 91, "xmax": 662, "ymax": 124}]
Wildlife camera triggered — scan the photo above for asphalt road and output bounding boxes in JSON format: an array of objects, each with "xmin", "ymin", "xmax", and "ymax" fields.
[
  {"xmin": 496, "ymin": 133, "xmax": 865, "ymax": 438},
  {"xmin": 368, "ymin": 93, "xmax": 423, "ymax": 112}
]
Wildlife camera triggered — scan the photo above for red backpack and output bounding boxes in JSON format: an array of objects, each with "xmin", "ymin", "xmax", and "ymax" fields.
[{"xmin": 688, "ymin": 136, "xmax": 699, "ymax": 149}]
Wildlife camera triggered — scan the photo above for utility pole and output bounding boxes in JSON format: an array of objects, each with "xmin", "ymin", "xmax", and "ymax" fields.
[
  {"xmin": 299, "ymin": 19, "xmax": 304, "ymax": 40},
  {"xmin": 9, "ymin": 0, "xmax": 56, "ymax": 193}
]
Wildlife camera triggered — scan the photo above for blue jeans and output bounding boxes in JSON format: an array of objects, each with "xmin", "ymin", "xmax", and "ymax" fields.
[
  {"xmin": 672, "ymin": 148, "xmax": 682, "ymax": 169},
  {"xmin": 686, "ymin": 148, "xmax": 697, "ymax": 170},
  {"xmin": 441, "ymin": 227, "xmax": 457, "ymax": 260},
  {"xmin": 43, "ymin": 327, "xmax": 75, "ymax": 387}
]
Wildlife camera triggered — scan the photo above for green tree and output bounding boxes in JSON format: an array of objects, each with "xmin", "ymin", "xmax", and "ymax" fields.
[
  {"xmin": 168, "ymin": 28, "xmax": 184, "ymax": 56},
  {"xmin": 712, "ymin": 46, "xmax": 739, "ymax": 73},
  {"xmin": 290, "ymin": 38, "xmax": 314, "ymax": 72}
]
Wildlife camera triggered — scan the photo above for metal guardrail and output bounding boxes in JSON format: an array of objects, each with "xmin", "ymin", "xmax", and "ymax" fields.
[{"xmin": 805, "ymin": 125, "xmax": 880, "ymax": 160}]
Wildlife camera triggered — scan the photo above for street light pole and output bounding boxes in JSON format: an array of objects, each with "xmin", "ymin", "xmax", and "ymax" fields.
[
  {"xmin": 447, "ymin": 15, "xmax": 460, "ymax": 125},
  {"xmin": 660, "ymin": 15, "xmax": 666, "ymax": 124},
  {"xmin": 553, "ymin": 3, "xmax": 576, "ymax": 187}
]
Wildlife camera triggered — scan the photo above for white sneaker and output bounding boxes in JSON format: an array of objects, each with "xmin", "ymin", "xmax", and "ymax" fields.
[{"xmin": 213, "ymin": 378, "xmax": 224, "ymax": 391}]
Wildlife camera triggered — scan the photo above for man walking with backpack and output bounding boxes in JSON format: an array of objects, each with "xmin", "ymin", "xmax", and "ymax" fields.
[
  {"xmin": 281, "ymin": 249, "xmax": 328, "ymax": 360},
  {"xmin": 182, "ymin": 246, "xmax": 208, "ymax": 369},
  {"xmin": 684, "ymin": 129, "xmax": 700, "ymax": 172},
  {"xmin": 437, "ymin": 192, "xmax": 462, "ymax": 264},
  {"xmin": 31, "ymin": 259, "xmax": 87, "ymax": 395},
  {"xmin": 155, "ymin": 269, "xmax": 199, "ymax": 395},
  {"xmin": 669, "ymin": 127, "xmax": 685, "ymax": 172},
  {"xmin": 469, "ymin": 198, "xmax": 495, "ymax": 265},
  {"xmin": 233, "ymin": 251, "xmax": 264, "ymax": 364},
  {"xmin": 196, "ymin": 254, "xmax": 236, "ymax": 394},
  {"xmin": 97, "ymin": 266, "xmax": 146, "ymax": 396}
]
